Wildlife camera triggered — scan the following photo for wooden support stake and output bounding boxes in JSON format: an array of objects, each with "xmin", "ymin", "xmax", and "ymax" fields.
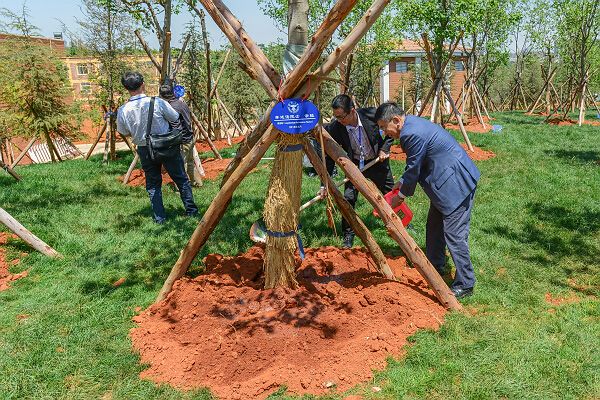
[
  {"xmin": 10, "ymin": 137, "xmax": 36, "ymax": 168},
  {"xmin": 443, "ymin": 85, "xmax": 474, "ymax": 152},
  {"xmin": 319, "ymin": 129, "xmax": 461, "ymax": 310},
  {"xmin": 0, "ymin": 159, "xmax": 21, "ymax": 181},
  {"xmin": 222, "ymin": 0, "xmax": 391, "ymax": 186},
  {"xmin": 303, "ymin": 142, "xmax": 395, "ymax": 280},
  {"xmin": 209, "ymin": 47, "xmax": 231, "ymax": 99},
  {"xmin": 135, "ymin": 29, "xmax": 161, "ymax": 72},
  {"xmin": 123, "ymin": 152, "xmax": 139, "ymax": 185},
  {"xmin": 85, "ymin": 123, "xmax": 107, "ymax": 160},
  {"xmin": 0, "ymin": 207, "xmax": 61, "ymax": 258},
  {"xmin": 190, "ymin": 110, "xmax": 222, "ymax": 159},
  {"xmin": 156, "ymin": 125, "xmax": 279, "ymax": 302}
]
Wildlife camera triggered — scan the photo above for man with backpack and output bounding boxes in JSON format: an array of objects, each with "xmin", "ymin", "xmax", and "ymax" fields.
[{"xmin": 117, "ymin": 72, "xmax": 198, "ymax": 224}]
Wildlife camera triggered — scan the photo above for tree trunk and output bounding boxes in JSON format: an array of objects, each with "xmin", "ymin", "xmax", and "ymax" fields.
[{"xmin": 262, "ymin": 0, "xmax": 309, "ymax": 289}]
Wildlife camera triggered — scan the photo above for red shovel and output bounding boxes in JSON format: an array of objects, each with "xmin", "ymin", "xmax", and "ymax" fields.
[{"xmin": 373, "ymin": 188, "xmax": 413, "ymax": 227}]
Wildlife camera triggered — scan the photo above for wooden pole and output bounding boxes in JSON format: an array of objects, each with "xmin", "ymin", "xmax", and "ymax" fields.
[
  {"xmin": 318, "ymin": 129, "xmax": 461, "ymax": 310},
  {"xmin": 123, "ymin": 153, "xmax": 139, "ymax": 185},
  {"xmin": 303, "ymin": 142, "xmax": 395, "ymax": 280},
  {"xmin": 0, "ymin": 207, "xmax": 61, "ymax": 258},
  {"xmin": 190, "ymin": 0, "xmax": 278, "ymax": 99},
  {"xmin": 156, "ymin": 125, "xmax": 279, "ymax": 302},
  {"xmin": 209, "ymin": 47, "xmax": 232, "ymax": 99},
  {"xmin": 442, "ymin": 85, "xmax": 474, "ymax": 152},
  {"xmin": 134, "ymin": 29, "xmax": 161, "ymax": 72},
  {"xmin": 85, "ymin": 123, "xmax": 107, "ymax": 160},
  {"xmin": 221, "ymin": 0, "xmax": 391, "ymax": 186},
  {"xmin": 190, "ymin": 110, "xmax": 222, "ymax": 159},
  {"xmin": 170, "ymin": 33, "xmax": 191, "ymax": 80},
  {"xmin": 10, "ymin": 137, "xmax": 36, "ymax": 168},
  {"xmin": 0, "ymin": 159, "xmax": 21, "ymax": 181}
]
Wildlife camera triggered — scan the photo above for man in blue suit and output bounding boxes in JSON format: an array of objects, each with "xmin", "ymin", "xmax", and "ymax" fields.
[{"xmin": 374, "ymin": 102, "xmax": 480, "ymax": 299}]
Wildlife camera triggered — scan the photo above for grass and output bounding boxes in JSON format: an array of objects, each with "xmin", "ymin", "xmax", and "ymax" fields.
[{"xmin": 0, "ymin": 112, "xmax": 599, "ymax": 399}]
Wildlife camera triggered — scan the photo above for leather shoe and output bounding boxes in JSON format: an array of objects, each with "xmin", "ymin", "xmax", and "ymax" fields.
[
  {"xmin": 342, "ymin": 233, "xmax": 354, "ymax": 248},
  {"xmin": 451, "ymin": 287, "xmax": 473, "ymax": 299}
]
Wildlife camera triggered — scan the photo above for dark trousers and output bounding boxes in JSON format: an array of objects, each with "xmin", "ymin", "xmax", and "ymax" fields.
[
  {"xmin": 342, "ymin": 159, "xmax": 395, "ymax": 235},
  {"xmin": 137, "ymin": 146, "xmax": 198, "ymax": 222},
  {"xmin": 426, "ymin": 189, "xmax": 476, "ymax": 290}
]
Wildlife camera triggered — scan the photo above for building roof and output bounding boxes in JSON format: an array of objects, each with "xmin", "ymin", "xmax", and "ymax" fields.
[{"xmin": 0, "ymin": 33, "xmax": 65, "ymax": 55}]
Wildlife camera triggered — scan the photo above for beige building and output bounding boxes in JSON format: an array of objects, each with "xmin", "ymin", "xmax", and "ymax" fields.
[{"xmin": 380, "ymin": 39, "xmax": 468, "ymax": 111}]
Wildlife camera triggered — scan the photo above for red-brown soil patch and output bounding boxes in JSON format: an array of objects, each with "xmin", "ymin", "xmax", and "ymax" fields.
[
  {"xmin": 390, "ymin": 144, "xmax": 495, "ymax": 162},
  {"xmin": 196, "ymin": 136, "xmax": 245, "ymax": 153},
  {"xmin": 547, "ymin": 117, "xmax": 600, "ymax": 127},
  {"xmin": 122, "ymin": 158, "xmax": 234, "ymax": 187},
  {"xmin": 0, "ymin": 232, "xmax": 28, "ymax": 291},
  {"xmin": 544, "ymin": 292, "xmax": 582, "ymax": 306},
  {"xmin": 445, "ymin": 116, "xmax": 493, "ymax": 133},
  {"xmin": 130, "ymin": 246, "xmax": 446, "ymax": 399}
]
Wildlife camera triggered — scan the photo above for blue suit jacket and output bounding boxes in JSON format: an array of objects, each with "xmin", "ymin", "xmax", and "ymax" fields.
[{"xmin": 399, "ymin": 115, "xmax": 480, "ymax": 215}]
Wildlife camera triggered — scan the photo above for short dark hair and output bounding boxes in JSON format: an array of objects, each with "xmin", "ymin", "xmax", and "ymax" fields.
[
  {"xmin": 159, "ymin": 84, "xmax": 175, "ymax": 100},
  {"xmin": 121, "ymin": 71, "xmax": 144, "ymax": 91},
  {"xmin": 331, "ymin": 94, "xmax": 354, "ymax": 113},
  {"xmin": 375, "ymin": 102, "xmax": 405, "ymax": 122}
]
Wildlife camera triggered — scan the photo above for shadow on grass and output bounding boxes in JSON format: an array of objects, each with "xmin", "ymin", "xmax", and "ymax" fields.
[{"xmin": 544, "ymin": 149, "xmax": 600, "ymax": 165}]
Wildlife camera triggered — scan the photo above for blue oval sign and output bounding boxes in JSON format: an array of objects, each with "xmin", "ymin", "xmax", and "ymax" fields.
[
  {"xmin": 173, "ymin": 85, "xmax": 185, "ymax": 98},
  {"xmin": 270, "ymin": 98, "xmax": 320, "ymax": 134}
]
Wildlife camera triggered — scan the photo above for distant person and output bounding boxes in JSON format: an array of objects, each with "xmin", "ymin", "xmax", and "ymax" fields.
[
  {"xmin": 374, "ymin": 102, "xmax": 480, "ymax": 299},
  {"xmin": 117, "ymin": 71, "xmax": 198, "ymax": 223},
  {"xmin": 323, "ymin": 94, "xmax": 394, "ymax": 248},
  {"xmin": 159, "ymin": 84, "xmax": 200, "ymax": 187}
]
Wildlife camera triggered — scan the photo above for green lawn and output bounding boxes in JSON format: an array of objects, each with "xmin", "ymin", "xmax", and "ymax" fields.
[{"xmin": 0, "ymin": 112, "xmax": 598, "ymax": 399}]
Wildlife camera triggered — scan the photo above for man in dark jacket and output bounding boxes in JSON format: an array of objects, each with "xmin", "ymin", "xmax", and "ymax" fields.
[
  {"xmin": 375, "ymin": 102, "xmax": 480, "ymax": 299},
  {"xmin": 159, "ymin": 84, "xmax": 200, "ymax": 187},
  {"xmin": 324, "ymin": 94, "xmax": 395, "ymax": 248}
]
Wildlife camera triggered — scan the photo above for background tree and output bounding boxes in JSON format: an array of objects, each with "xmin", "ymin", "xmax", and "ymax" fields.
[
  {"xmin": 555, "ymin": 0, "xmax": 599, "ymax": 124},
  {"xmin": 0, "ymin": 38, "xmax": 79, "ymax": 163},
  {"xmin": 75, "ymin": 0, "xmax": 142, "ymax": 161}
]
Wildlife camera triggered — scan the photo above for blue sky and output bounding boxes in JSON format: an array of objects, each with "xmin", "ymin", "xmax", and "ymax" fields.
[{"xmin": 11, "ymin": 0, "xmax": 285, "ymax": 48}]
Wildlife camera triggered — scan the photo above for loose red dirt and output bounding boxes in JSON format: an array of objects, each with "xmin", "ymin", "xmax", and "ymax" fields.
[
  {"xmin": 547, "ymin": 117, "xmax": 600, "ymax": 127},
  {"xmin": 196, "ymin": 136, "xmax": 245, "ymax": 153},
  {"xmin": 130, "ymin": 246, "xmax": 446, "ymax": 399},
  {"xmin": 0, "ymin": 232, "xmax": 28, "ymax": 291},
  {"xmin": 390, "ymin": 144, "xmax": 496, "ymax": 162},
  {"xmin": 445, "ymin": 116, "xmax": 493, "ymax": 133},
  {"xmin": 122, "ymin": 158, "xmax": 234, "ymax": 187}
]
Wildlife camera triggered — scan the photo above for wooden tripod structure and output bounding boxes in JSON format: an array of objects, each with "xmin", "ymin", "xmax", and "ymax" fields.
[
  {"xmin": 417, "ymin": 33, "xmax": 473, "ymax": 152},
  {"xmin": 155, "ymin": 0, "xmax": 461, "ymax": 311}
]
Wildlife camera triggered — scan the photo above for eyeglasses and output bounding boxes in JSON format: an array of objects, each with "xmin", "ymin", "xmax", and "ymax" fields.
[{"xmin": 333, "ymin": 111, "xmax": 351, "ymax": 121}]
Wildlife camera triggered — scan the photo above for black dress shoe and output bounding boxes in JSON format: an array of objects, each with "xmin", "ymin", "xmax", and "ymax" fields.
[
  {"xmin": 342, "ymin": 233, "xmax": 355, "ymax": 248},
  {"xmin": 451, "ymin": 287, "xmax": 473, "ymax": 299}
]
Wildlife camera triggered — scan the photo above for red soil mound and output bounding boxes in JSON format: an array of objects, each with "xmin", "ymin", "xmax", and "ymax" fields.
[
  {"xmin": 390, "ymin": 144, "xmax": 495, "ymax": 162},
  {"xmin": 130, "ymin": 246, "xmax": 446, "ymax": 399},
  {"xmin": 445, "ymin": 116, "xmax": 493, "ymax": 133},
  {"xmin": 547, "ymin": 117, "xmax": 600, "ymax": 127},
  {"xmin": 0, "ymin": 232, "xmax": 28, "ymax": 291},
  {"xmin": 122, "ymin": 158, "xmax": 234, "ymax": 187}
]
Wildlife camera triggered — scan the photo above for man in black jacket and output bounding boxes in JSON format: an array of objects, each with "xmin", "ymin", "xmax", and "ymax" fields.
[
  {"xmin": 159, "ymin": 84, "xmax": 200, "ymax": 187},
  {"xmin": 324, "ymin": 94, "xmax": 395, "ymax": 248}
]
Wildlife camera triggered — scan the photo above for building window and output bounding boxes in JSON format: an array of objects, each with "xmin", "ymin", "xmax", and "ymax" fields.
[
  {"xmin": 77, "ymin": 64, "xmax": 89, "ymax": 75},
  {"xmin": 80, "ymin": 82, "xmax": 92, "ymax": 94},
  {"xmin": 397, "ymin": 61, "xmax": 408, "ymax": 73},
  {"xmin": 455, "ymin": 61, "xmax": 464, "ymax": 71}
]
